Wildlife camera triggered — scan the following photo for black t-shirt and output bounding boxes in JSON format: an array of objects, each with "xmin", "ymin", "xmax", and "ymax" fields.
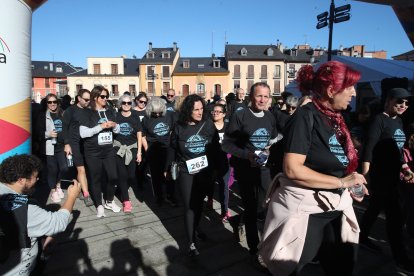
[
  {"xmin": 166, "ymin": 101, "xmax": 175, "ymax": 113},
  {"xmin": 79, "ymin": 108, "xmax": 117, "ymax": 158},
  {"xmin": 50, "ymin": 112, "xmax": 64, "ymax": 152},
  {"xmin": 216, "ymin": 121, "xmax": 228, "ymax": 145},
  {"xmin": 231, "ymin": 101, "xmax": 247, "ymax": 115},
  {"xmin": 141, "ymin": 112, "xmax": 174, "ymax": 147},
  {"xmin": 226, "ymin": 108, "xmax": 278, "ymax": 153},
  {"xmin": 169, "ymin": 119, "xmax": 220, "ymax": 172},
  {"xmin": 114, "ymin": 111, "xmax": 141, "ymax": 147},
  {"xmin": 135, "ymin": 110, "xmax": 146, "ymax": 122},
  {"xmin": 363, "ymin": 113, "xmax": 405, "ymax": 173},
  {"xmin": 62, "ymin": 105, "xmax": 85, "ymax": 145},
  {"xmin": 283, "ymin": 103, "xmax": 348, "ymax": 178}
]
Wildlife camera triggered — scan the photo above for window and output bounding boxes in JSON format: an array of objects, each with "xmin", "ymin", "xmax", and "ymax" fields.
[
  {"xmin": 288, "ymin": 64, "xmax": 295, "ymax": 78},
  {"xmin": 267, "ymin": 48, "xmax": 274, "ymax": 56},
  {"xmin": 162, "ymin": 52, "xmax": 170, "ymax": 59},
  {"xmin": 233, "ymin": 80, "xmax": 240, "ymax": 90},
  {"xmin": 247, "ymin": 65, "xmax": 254, "ymax": 79},
  {"xmin": 111, "ymin": 64, "xmax": 118, "ymax": 75},
  {"xmin": 163, "ymin": 82, "xmax": 170, "ymax": 94},
  {"xmin": 45, "ymin": 78, "xmax": 50, "ymax": 88},
  {"xmin": 214, "ymin": 84, "xmax": 222, "ymax": 96},
  {"xmin": 129, "ymin": 84, "xmax": 136, "ymax": 94},
  {"xmin": 274, "ymin": 65, "xmax": 281, "ymax": 78},
  {"xmin": 56, "ymin": 65, "xmax": 63, "ymax": 73},
  {"xmin": 148, "ymin": 82, "xmax": 154, "ymax": 95},
  {"xmin": 197, "ymin": 83, "xmax": 205, "ymax": 93},
  {"xmin": 260, "ymin": 65, "xmax": 267, "ymax": 79},
  {"xmin": 273, "ymin": 80, "xmax": 281, "ymax": 94},
  {"xmin": 182, "ymin": 84, "xmax": 189, "ymax": 96},
  {"xmin": 147, "ymin": 51, "xmax": 155, "ymax": 59},
  {"xmin": 162, "ymin": 66, "xmax": 170, "ymax": 78},
  {"xmin": 147, "ymin": 66, "xmax": 155, "ymax": 79},
  {"xmin": 93, "ymin": 64, "xmax": 101, "ymax": 75},
  {"xmin": 247, "ymin": 80, "xmax": 254, "ymax": 92},
  {"xmin": 112, "ymin": 85, "xmax": 119, "ymax": 96},
  {"xmin": 183, "ymin": 60, "xmax": 190, "ymax": 69},
  {"xmin": 241, "ymin": 47, "xmax": 247, "ymax": 56},
  {"xmin": 213, "ymin": 60, "xmax": 220, "ymax": 68},
  {"xmin": 197, "ymin": 64, "xmax": 205, "ymax": 68},
  {"xmin": 233, "ymin": 64, "xmax": 240, "ymax": 78}
]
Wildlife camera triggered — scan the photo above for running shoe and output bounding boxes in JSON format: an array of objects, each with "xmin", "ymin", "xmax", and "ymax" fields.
[
  {"xmin": 123, "ymin": 200, "xmax": 132, "ymax": 213},
  {"xmin": 96, "ymin": 205, "xmax": 106, "ymax": 218},
  {"xmin": 222, "ymin": 211, "xmax": 232, "ymax": 223},
  {"xmin": 104, "ymin": 200, "xmax": 121, "ymax": 213},
  {"xmin": 50, "ymin": 191, "xmax": 61, "ymax": 203},
  {"xmin": 56, "ymin": 187, "xmax": 64, "ymax": 199},
  {"xmin": 188, "ymin": 243, "xmax": 199, "ymax": 257},
  {"xmin": 83, "ymin": 195, "xmax": 94, "ymax": 207}
]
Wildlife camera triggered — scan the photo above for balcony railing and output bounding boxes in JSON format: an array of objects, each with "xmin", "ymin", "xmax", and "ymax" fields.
[{"xmin": 145, "ymin": 73, "xmax": 158, "ymax": 80}]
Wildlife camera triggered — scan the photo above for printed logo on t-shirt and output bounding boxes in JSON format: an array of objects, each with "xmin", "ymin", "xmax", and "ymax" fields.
[
  {"xmin": 185, "ymin": 135, "xmax": 207, "ymax": 154},
  {"xmin": 236, "ymin": 107, "xmax": 244, "ymax": 112},
  {"xmin": 154, "ymin": 122, "xmax": 170, "ymax": 136},
  {"xmin": 328, "ymin": 134, "xmax": 349, "ymax": 167},
  {"xmin": 54, "ymin": 119, "xmax": 63, "ymax": 133},
  {"xmin": 166, "ymin": 106, "xmax": 175, "ymax": 112},
  {"xmin": 393, "ymin": 129, "xmax": 406, "ymax": 150},
  {"xmin": 139, "ymin": 116, "xmax": 144, "ymax": 122},
  {"xmin": 218, "ymin": 133, "xmax": 224, "ymax": 144},
  {"xmin": 250, "ymin": 128, "xmax": 270, "ymax": 149},
  {"xmin": 119, "ymin": 122, "xmax": 133, "ymax": 136}
]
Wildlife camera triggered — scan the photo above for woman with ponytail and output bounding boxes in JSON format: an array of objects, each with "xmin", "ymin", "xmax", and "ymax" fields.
[{"xmin": 259, "ymin": 61, "xmax": 368, "ymax": 276}]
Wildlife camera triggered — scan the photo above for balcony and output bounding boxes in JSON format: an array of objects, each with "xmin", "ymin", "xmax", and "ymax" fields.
[{"xmin": 146, "ymin": 73, "xmax": 158, "ymax": 80}]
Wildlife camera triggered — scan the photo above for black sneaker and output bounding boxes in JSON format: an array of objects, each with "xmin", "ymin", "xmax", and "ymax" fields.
[
  {"xmin": 188, "ymin": 243, "xmax": 200, "ymax": 257},
  {"xmin": 165, "ymin": 196, "xmax": 177, "ymax": 207},
  {"xmin": 83, "ymin": 195, "xmax": 94, "ymax": 207}
]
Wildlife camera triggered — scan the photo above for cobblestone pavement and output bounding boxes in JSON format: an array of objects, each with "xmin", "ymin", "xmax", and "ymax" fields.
[{"xmin": 35, "ymin": 181, "xmax": 411, "ymax": 276}]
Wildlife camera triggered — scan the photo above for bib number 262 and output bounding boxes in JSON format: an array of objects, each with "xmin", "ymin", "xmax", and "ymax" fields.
[{"xmin": 186, "ymin": 155, "xmax": 208, "ymax": 174}]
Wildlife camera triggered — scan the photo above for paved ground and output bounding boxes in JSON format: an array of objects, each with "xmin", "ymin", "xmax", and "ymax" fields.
[{"xmin": 34, "ymin": 181, "xmax": 412, "ymax": 276}]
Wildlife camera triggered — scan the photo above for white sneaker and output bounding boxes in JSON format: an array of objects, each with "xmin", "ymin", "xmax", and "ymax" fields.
[
  {"xmin": 104, "ymin": 200, "xmax": 121, "ymax": 213},
  {"xmin": 96, "ymin": 205, "xmax": 106, "ymax": 218},
  {"xmin": 56, "ymin": 186, "xmax": 64, "ymax": 199}
]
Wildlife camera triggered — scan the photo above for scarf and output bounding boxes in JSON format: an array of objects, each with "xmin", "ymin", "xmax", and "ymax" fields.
[{"xmin": 313, "ymin": 100, "xmax": 358, "ymax": 174}]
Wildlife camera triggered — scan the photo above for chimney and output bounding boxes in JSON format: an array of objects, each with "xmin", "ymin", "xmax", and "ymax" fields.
[
  {"xmin": 212, "ymin": 53, "xmax": 215, "ymax": 59},
  {"xmin": 361, "ymin": 45, "xmax": 365, "ymax": 57},
  {"xmin": 173, "ymin": 42, "xmax": 177, "ymax": 52},
  {"xmin": 149, "ymin": 42, "xmax": 153, "ymax": 51},
  {"xmin": 49, "ymin": 62, "xmax": 53, "ymax": 71}
]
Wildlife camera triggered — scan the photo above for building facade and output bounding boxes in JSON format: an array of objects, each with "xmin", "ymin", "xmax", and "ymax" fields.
[{"xmin": 66, "ymin": 57, "xmax": 140, "ymax": 99}]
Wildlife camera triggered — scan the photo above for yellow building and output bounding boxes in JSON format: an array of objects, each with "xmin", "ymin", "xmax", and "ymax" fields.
[
  {"xmin": 67, "ymin": 56, "xmax": 140, "ymax": 98},
  {"xmin": 138, "ymin": 42, "xmax": 180, "ymax": 97},
  {"xmin": 172, "ymin": 55, "xmax": 230, "ymax": 99}
]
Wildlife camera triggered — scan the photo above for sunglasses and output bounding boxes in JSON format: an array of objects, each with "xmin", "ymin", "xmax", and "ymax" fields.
[
  {"xmin": 396, "ymin": 98, "xmax": 409, "ymax": 106},
  {"xmin": 211, "ymin": 110, "xmax": 223, "ymax": 114},
  {"xmin": 99, "ymin": 95, "xmax": 109, "ymax": 99},
  {"xmin": 122, "ymin": 101, "xmax": 132, "ymax": 106},
  {"xmin": 138, "ymin": 100, "xmax": 147, "ymax": 104},
  {"xmin": 286, "ymin": 105, "xmax": 297, "ymax": 110},
  {"xmin": 167, "ymin": 94, "xmax": 175, "ymax": 98},
  {"xmin": 82, "ymin": 98, "xmax": 90, "ymax": 102},
  {"xmin": 47, "ymin": 100, "xmax": 58, "ymax": 104}
]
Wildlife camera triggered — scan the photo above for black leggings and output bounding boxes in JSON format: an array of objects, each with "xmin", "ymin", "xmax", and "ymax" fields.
[
  {"xmin": 85, "ymin": 154, "xmax": 118, "ymax": 207},
  {"xmin": 292, "ymin": 211, "xmax": 357, "ymax": 276},
  {"xmin": 147, "ymin": 145, "xmax": 173, "ymax": 200},
  {"xmin": 115, "ymin": 148, "xmax": 137, "ymax": 202},
  {"xmin": 178, "ymin": 169, "xmax": 211, "ymax": 245},
  {"xmin": 46, "ymin": 151, "xmax": 69, "ymax": 189}
]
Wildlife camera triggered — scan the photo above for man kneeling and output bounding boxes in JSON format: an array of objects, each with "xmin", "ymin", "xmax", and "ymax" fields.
[{"xmin": 0, "ymin": 154, "xmax": 80, "ymax": 276}]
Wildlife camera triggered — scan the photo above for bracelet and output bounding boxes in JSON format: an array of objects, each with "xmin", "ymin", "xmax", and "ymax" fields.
[{"xmin": 339, "ymin": 178, "xmax": 345, "ymax": 189}]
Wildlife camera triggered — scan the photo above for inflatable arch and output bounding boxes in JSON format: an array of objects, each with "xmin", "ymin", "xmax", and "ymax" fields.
[{"xmin": 0, "ymin": 0, "xmax": 47, "ymax": 162}]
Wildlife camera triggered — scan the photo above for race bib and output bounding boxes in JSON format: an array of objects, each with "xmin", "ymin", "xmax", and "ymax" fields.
[
  {"xmin": 186, "ymin": 155, "xmax": 208, "ymax": 174},
  {"xmin": 98, "ymin": 132, "xmax": 113, "ymax": 145}
]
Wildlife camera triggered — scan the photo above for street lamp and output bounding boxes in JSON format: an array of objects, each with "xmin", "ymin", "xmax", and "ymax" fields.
[{"xmin": 316, "ymin": 0, "xmax": 351, "ymax": 61}]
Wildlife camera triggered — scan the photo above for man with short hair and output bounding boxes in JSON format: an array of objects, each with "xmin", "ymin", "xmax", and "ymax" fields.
[
  {"xmin": 230, "ymin": 88, "xmax": 248, "ymax": 115},
  {"xmin": 165, "ymin": 89, "xmax": 176, "ymax": 112},
  {"xmin": 0, "ymin": 154, "xmax": 80, "ymax": 276}
]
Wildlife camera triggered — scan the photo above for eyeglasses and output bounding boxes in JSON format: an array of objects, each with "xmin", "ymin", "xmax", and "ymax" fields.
[
  {"xmin": 47, "ymin": 100, "xmax": 57, "ymax": 104},
  {"xmin": 99, "ymin": 95, "xmax": 109, "ymax": 99},
  {"xmin": 138, "ymin": 100, "xmax": 147, "ymax": 104},
  {"xmin": 396, "ymin": 99, "xmax": 409, "ymax": 106},
  {"xmin": 167, "ymin": 94, "xmax": 175, "ymax": 98},
  {"xmin": 211, "ymin": 110, "xmax": 224, "ymax": 114},
  {"xmin": 286, "ymin": 105, "xmax": 297, "ymax": 110},
  {"xmin": 82, "ymin": 98, "xmax": 90, "ymax": 102},
  {"xmin": 122, "ymin": 101, "xmax": 132, "ymax": 106}
]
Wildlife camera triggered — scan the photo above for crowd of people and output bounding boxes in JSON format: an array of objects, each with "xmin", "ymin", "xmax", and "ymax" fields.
[{"xmin": 1, "ymin": 60, "xmax": 414, "ymax": 275}]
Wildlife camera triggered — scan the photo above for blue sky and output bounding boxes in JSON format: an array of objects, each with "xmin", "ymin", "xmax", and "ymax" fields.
[{"xmin": 32, "ymin": 0, "xmax": 412, "ymax": 67}]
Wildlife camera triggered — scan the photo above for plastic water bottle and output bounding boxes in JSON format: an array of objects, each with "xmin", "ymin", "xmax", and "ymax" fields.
[
  {"xmin": 67, "ymin": 154, "xmax": 73, "ymax": 167},
  {"xmin": 350, "ymin": 184, "xmax": 364, "ymax": 198},
  {"xmin": 51, "ymin": 129, "xmax": 57, "ymax": 144}
]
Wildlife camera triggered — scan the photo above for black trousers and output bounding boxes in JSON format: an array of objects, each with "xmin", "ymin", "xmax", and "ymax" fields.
[
  {"xmin": 292, "ymin": 211, "xmax": 357, "ymax": 276},
  {"xmin": 147, "ymin": 145, "xmax": 174, "ymax": 200},
  {"xmin": 178, "ymin": 168, "xmax": 211, "ymax": 245},
  {"xmin": 360, "ymin": 174, "xmax": 407, "ymax": 262},
  {"xmin": 85, "ymin": 154, "xmax": 117, "ymax": 207},
  {"xmin": 46, "ymin": 151, "xmax": 69, "ymax": 189},
  {"xmin": 234, "ymin": 164, "xmax": 271, "ymax": 253},
  {"xmin": 115, "ymin": 148, "xmax": 137, "ymax": 202}
]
